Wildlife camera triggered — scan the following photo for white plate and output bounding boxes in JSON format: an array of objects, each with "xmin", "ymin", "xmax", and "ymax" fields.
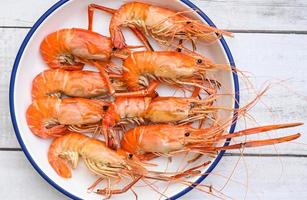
[{"xmin": 9, "ymin": 0, "xmax": 239, "ymax": 199}]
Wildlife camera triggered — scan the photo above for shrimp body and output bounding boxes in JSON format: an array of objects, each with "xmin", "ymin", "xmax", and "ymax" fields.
[
  {"xmin": 107, "ymin": 96, "xmax": 213, "ymax": 125},
  {"xmin": 143, "ymin": 96, "xmax": 196, "ymax": 123},
  {"xmin": 121, "ymin": 125, "xmax": 192, "ymax": 155},
  {"xmin": 122, "ymin": 51, "xmax": 217, "ymax": 91},
  {"xmin": 26, "ymin": 97, "xmax": 104, "ymax": 138},
  {"xmin": 106, "ymin": 2, "xmax": 232, "ymax": 48},
  {"xmin": 103, "ymin": 95, "xmax": 214, "ymax": 135},
  {"xmin": 48, "ymin": 132, "xmax": 205, "ymax": 197},
  {"xmin": 31, "ymin": 69, "xmax": 125, "ymax": 100},
  {"xmin": 102, "ymin": 96, "xmax": 214, "ymax": 149},
  {"xmin": 48, "ymin": 132, "xmax": 146, "ymax": 179},
  {"xmin": 121, "ymin": 123, "xmax": 302, "ymax": 159},
  {"xmin": 117, "ymin": 96, "xmax": 193, "ymax": 123},
  {"xmin": 40, "ymin": 28, "xmax": 129, "ymax": 70}
]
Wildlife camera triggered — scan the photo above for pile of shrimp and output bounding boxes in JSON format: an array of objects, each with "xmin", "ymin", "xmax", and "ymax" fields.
[{"xmin": 25, "ymin": 1, "xmax": 303, "ymax": 199}]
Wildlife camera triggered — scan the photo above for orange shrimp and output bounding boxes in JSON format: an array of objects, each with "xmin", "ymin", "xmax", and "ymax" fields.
[
  {"xmin": 121, "ymin": 123, "xmax": 302, "ymax": 160},
  {"xmin": 40, "ymin": 28, "xmax": 130, "ymax": 70},
  {"xmin": 26, "ymin": 97, "xmax": 104, "ymax": 138},
  {"xmin": 48, "ymin": 132, "xmax": 146, "ymax": 178},
  {"xmin": 105, "ymin": 96, "xmax": 215, "ymax": 125},
  {"xmin": 88, "ymin": 2, "xmax": 233, "ymax": 50},
  {"xmin": 40, "ymin": 28, "xmax": 133, "ymax": 95},
  {"xmin": 48, "ymin": 132, "xmax": 209, "ymax": 198},
  {"xmin": 116, "ymin": 96, "xmax": 215, "ymax": 124},
  {"xmin": 114, "ymin": 51, "xmax": 223, "ymax": 97},
  {"xmin": 31, "ymin": 69, "xmax": 125, "ymax": 100},
  {"xmin": 102, "ymin": 96, "xmax": 216, "ymax": 149}
]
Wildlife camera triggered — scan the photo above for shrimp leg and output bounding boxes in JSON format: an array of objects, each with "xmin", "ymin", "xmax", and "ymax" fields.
[
  {"xmin": 96, "ymin": 162, "xmax": 208, "ymax": 195},
  {"xmin": 114, "ymin": 81, "xmax": 159, "ymax": 97},
  {"xmin": 88, "ymin": 4, "xmax": 116, "ymax": 31},
  {"xmin": 129, "ymin": 26, "xmax": 154, "ymax": 51},
  {"xmin": 96, "ymin": 176, "xmax": 142, "ymax": 195},
  {"xmin": 88, "ymin": 4, "xmax": 154, "ymax": 51},
  {"xmin": 94, "ymin": 62, "xmax": 116, "ymax": 95}
]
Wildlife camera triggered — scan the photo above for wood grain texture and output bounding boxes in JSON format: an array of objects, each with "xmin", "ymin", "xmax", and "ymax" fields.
[
  {"xmin": 224, "ymin": 33, "xmax": 307, "ymax": 154},
  {"xmin": 197, "ymin": 0, "xmax": 307, "ymax": 32},
  {"xmin": 1, "ymin": 28, "xmax": 306, "ymax": 154},
  {"xmin": 182, "ymin": 155, "xmax": 307, "ymax": 200},
  {"xmin": 0, "ymin": 28, "xmax": 27, "ymax": 148},
  {"xmin": 0, "ymin": 1, "xmax": 57, "ymax": 27},
  {"xmin": 1, "ymin": 151, "xmax": 306, "ymax": 200},
  {"xmin": 0, "ymin": 1, "xmax": 306, "ymax": 200},
  {"xmin": 0, "ymin": 0, "xmax": 307, "ymax": 32},
  {"xmin": 0, "ymin": 151, "xmax": 67, "ymax": 200}
]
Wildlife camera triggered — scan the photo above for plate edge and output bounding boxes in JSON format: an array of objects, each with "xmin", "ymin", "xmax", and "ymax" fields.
[
  {"xmin": 8, "ymin": 0, "xmax": 240, "ymax": 200},
  {"xmin": 9, "ymin": 1, "xmax": 82, "ymax": 200}
]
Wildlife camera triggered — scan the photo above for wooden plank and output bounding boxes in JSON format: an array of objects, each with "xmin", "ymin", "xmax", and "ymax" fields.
[
  {"xmin": 0, "ymin": 1, "xmax": 57, "ymax": 27},
  {"xmin": 0, "ymin": 151, "xmax": 67, "ymax": 199},
  {"xmin": 182, "ymin": 155, "xmax": 307, "ymax": 200},
  {"xmin": 0, "ymin": 0, "xmax": 307, "ymax": 31},
  {"xmin": 1, "ymin": 151, "xmax": 306, "ymax": 199},
  {"xmin": 1, "ymin": 29, "xmax": 307, "ymax": 154},
  {"xmin": 0, "ymin": 28, "xmax": 27, "ymax": 148},
  {"xmin": 223, "ymin": 33, "xmax": 307, "ymax": 154},
  {"xmin": 197, "ymin": 0, "xmax": 307, "ymax": 32}
]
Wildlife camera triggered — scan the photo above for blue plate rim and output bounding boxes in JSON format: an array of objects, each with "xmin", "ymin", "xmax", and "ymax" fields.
[{"xmin": 9, "ymin": 0, "xmax": 239, "ymax": 200}]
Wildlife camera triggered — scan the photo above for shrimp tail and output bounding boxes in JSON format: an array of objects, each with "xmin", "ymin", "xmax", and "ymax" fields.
[
  {"xmin": 48, "ymin": 158, "xmax": 72, "ymax": 178},
  {"xmin": 26, "ymin": 98, "xmax": 68, "ymax": 138},
  {"xmin": 48, "ymin": 138, "xmax": 72, "ymax": 178},
  {"xmin": 40, "ymin": 29, "xmax": 85, "ymax": 70}
]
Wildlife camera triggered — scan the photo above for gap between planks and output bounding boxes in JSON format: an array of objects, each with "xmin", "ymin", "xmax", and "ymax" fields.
[
  {"xmin": 2, "ymin": 26, "xmax": 307, "ymax": 35},
  {"xmin": 1, "ymin": 0, "xmax": 307, "ymax": 31},
  {"xmin": 1, "ymin": 148, "xmax": 306, "ymax": 158}
]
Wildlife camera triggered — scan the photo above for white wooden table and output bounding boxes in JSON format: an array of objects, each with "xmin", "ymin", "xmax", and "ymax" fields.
[{"xmin": 1, "ymin": 1, "xmax": 307, "ymax": 199}]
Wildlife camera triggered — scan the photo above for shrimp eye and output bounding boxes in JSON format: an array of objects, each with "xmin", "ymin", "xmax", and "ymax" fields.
[
  {"xmin": 185, "ymin": 132, "xmax": 190, "ymax": 137},
  {"xmin": 197, "ymin": 59, "xmax": 203, "ymax": 64},
  {"xmin": 112, "ymin": 47, "xmax": 118, "ymax": 51},
  {"xmin": 103, "ymin": 106, "xmax": 109, "ymax": 111},
  {"xmin": 128, "ymin": 153, "xmax": 133, "ymax": 159},
  {"xmin": 177, "ymin": 48, "xmax": 182, "ymax": 52},
  {"xmin": 186, "ymin": 21, "xmax": 191, "ymax": 24}
]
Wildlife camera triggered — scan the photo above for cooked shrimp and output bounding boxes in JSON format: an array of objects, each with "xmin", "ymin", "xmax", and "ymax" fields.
[
  {"xmin": 102, "ymin": 96, "xmax": 216, "ymax": 147},
  {"xmin": 26, "ymin": 97, "xmax": 104, "ymax": 138},
  {"xmin": 88, "ymin": 2, "xmax": 233, "ymax": 49},
  {"xmin": 40, "ymin": 28, "xmax": 130, "ymax": 70},
  {"xmin": 113, "ymin": 51, "xmax": 223, "ymax": 97},
  {"xmin": 48, "ymin": 132, "xmax": 146, "ymax": 178},
  {"xmin": 40, "ymin": 28, "xmax": 133, "ymax": 95},
  {"xmin": 48, "ymin": 132, "xmax": 209, "ymax": 198},
  {"xmin": 121, "ymin": 123, "xmax": 302, "ymax": 160},
  {"xmin": 31, "ymin": 69, "xmax": 125, "ymax": 100}
]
